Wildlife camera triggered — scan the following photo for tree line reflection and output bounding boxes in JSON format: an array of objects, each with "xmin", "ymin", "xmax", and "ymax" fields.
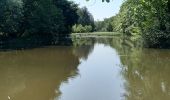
[{"xmin": 1, "ymin": 37, "xmax": 170, "ymax": 100}]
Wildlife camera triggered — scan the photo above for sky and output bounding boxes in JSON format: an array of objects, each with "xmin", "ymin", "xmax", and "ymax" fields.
[{"xmin": 69, "ymin": 0, "xmax": 124, "ymax": 21}]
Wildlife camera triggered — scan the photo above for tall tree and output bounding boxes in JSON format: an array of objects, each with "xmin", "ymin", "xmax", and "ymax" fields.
[
  {"xmin": 54, "ymin": 0, "xmax": 79, "ymax": 34},
  {"xmin": 77, "ymin": 7, "xmax": 94, "ymax": 30}
]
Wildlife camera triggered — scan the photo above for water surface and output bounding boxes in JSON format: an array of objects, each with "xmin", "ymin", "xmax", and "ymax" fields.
[{"xmin": 0, "ymin": 37, "xmax": 170, "ymax": 100}]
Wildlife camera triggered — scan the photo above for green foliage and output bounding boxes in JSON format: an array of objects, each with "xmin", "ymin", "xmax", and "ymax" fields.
[
  {"xmin": 72, "ymin": 6, "xmax": 94, "ymax": 33},
  {"xmin": 22, "ymin": 0, "xmax": 66, "ymax": 37},
  {"xmin": 95, "ymin": 18, "xmax": 113, "ymax": 32},
  {"xmin": 88, "ymin": 0, "xmax": 170, "ymax": 47},
  {"xmin": 87, "ymin": 0, "xmax": 170, "ymax": 47},
  {"xmin": 0, "ymin": 0, "xmax": 23, "ymax": 37},
  {"xmin": 72, "ymin": 24, "xmax": 92, "ymax": 33},
  {"xmin": 54, "ymin": 0, "xmax": 79, "ymax": 34},
  {"xmin": 77, "ymin": 7, "xmax": 94, "ymax": 31},
  {"xmin": 0, "ymin": 0, "xmax": 79, "ymax": 42},
  {"xmin": 109, "ymin": 0, "xmax": 170, "ymax": 48},
  {"xmin": 84, "ymin": 25, "xmax": 93, "ymax": 32}
]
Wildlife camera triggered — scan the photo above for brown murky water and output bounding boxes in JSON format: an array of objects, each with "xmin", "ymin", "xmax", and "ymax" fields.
[{"xmin": 0, "ymin": 37, "xmax": 170, "ymax": 100}]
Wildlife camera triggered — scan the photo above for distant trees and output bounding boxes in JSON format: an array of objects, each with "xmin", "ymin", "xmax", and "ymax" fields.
[
  {"xmin": 77, "ymin": 7, "xmax": 94, "ymax": 28},
  {"xmin": 72, "ymin": 24, "xmax": 92, "ymax": 33},
  {"xmin": 72, "ymin": 7, "xmax": 94, "ymax": 33},
  {"xmin": 94, "ymin": 18, "xmax": 113, "ymax": 32}
]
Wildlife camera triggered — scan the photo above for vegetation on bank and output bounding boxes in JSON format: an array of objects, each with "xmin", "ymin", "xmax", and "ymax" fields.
[
  {"xmin": 72, "ymin": 32, "xmax": 121, "ymax": 38},
  {"xmin": 93, "ymin": 0, "xmax": 170, "ymax": 48},
  {"xmin": 0, "ymin": 0, "xmax": 79, "ymax": 39},
  {"xmin": 1, "ymin": 0, "xmax": 170, "ymax": 49},
  {"xmin": 0, "ymin": 0, "xmax": 95, "ymax": 44},
  {"xmin": 72, "ymin": 24, "xmax": 93, "ymax": 33}
]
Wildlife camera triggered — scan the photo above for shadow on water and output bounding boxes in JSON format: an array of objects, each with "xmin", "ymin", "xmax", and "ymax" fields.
[
  {"xmin": 0, "ymin": 35, "xmax": 73, "ymax": 51},
  {"xmin": 0, "ymin": 46, "xmax": 79, "ymax": 100}
]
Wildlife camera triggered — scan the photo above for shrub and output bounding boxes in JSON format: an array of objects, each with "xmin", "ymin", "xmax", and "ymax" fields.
[{"xmin": 72, "ymin": 24, "xmax": 92, "ymax": 33}]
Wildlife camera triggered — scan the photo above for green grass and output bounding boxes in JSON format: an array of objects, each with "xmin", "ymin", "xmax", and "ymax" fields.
[{"xmin": 71, "ymin": 32, "xmax": 121, "ymax": 38}]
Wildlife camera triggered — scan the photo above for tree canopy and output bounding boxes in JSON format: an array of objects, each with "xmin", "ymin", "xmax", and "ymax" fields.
[{"xmin": 0, "ymin": 0, "xmax": 79, "ymax": 40}]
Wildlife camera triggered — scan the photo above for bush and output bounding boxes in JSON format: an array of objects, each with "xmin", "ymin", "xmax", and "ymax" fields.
[
  {"xmin": 142, "ymin": 29, "xmax": 170, "ymax": 48},
  {"xmin": 72, "ymin": 24, "xmax": 92, "ymax": 33}
]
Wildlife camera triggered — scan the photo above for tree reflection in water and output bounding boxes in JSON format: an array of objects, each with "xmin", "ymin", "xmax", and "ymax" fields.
[
  {"xmin": 0, "ymin": 46, "xmax": 80, "ymax": 100},
  {"xmin": 1, "ymin": 37, "xmax": 170, "ymax": 100},
  {"xmin": 109, "ymin": 37, "xmax": 170, "ymax": 100}
]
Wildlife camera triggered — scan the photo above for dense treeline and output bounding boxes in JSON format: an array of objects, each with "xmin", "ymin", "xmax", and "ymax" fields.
[
  {"xmin": 0, "ymin": 0, "xmax": 95, "ymax": 45},
  {"xmin": 1, "ymin": 0, "xmax": 170, "ymax": 48},
  {"xmin": 0, "ymin": 0, "xmax": 79, "ymax": 43},
  {"xmin": 117, "ymin": 0, "xmax": 170, "ymax": 48},
  {"xmin": 95, "ymin": 0, "xmax": 170, "ymax": 48}
]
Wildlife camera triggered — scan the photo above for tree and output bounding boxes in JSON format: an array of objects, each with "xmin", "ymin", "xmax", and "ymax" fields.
[
  {"xmin": 95, "ymin": 18, "xmax": 113, "ymax": 32},
  {"xmin": 54, "ymin": 0, "xmax": 79, "ymax": 34},
  {"xmin": 77, "ymin": 7, "xmax": 94, "ymax": 30},
  {"xmin": 22, "ymin": 0, "xmax": 66, "ymax": 38},
  {"xmin": 108, "ymin": 0, "xmax": 170, "ymax": 47},
  {"xmin": 0, "ymin": 0, "xmax": 23, "ymax": 37}
]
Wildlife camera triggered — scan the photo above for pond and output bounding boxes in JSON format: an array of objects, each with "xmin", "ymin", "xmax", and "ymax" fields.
[{"xmin": 0, "ymin": 37, "xmax": 170, "ymax": 100}]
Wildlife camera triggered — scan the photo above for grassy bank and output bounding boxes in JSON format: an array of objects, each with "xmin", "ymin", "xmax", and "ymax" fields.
[{"xmin": 71, "ymin": 32, "xmax": 121, "ymax": 38}]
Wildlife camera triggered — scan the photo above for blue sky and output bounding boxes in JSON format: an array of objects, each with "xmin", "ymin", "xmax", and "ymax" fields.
[{"xmin": 69, "ymin": 0, "xmax": 124, "ymax": 21}]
